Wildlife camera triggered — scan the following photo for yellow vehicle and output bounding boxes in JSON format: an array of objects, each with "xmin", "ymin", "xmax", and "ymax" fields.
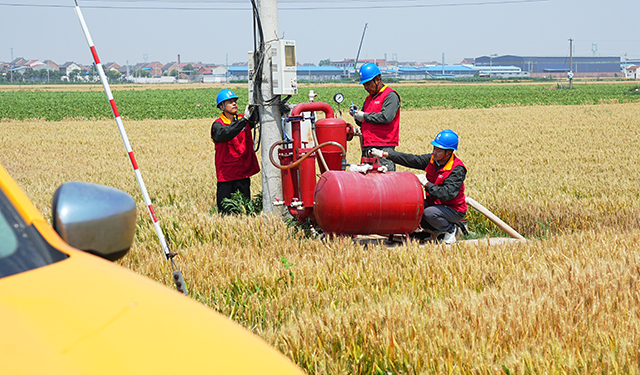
[{"xmin": 0, "ymin": 163, "xmax": 304, "ymax": 374}]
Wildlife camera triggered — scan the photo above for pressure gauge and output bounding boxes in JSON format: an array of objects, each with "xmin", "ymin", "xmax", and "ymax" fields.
[{"xmin": 333, "ymin": 92, "xmax": 344, "ymax": 104}]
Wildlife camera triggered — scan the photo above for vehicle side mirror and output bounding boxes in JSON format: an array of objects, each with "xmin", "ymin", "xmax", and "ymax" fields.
[{"xmin": 52, "ymin": 182, "xmax": 137, "ymax": 261}]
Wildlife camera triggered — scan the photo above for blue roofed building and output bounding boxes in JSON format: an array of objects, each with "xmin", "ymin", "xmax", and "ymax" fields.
[
  {"xmin": 228, "ymin": 66, "xmax": 249, "ymax": 81},
  {"xmin": 426, "ymin": 65, "xmax": 477, "ymax": 78},
  {"xmin": 475, "ymin": 55, "xmax": 622, "ymax": 78},
  {"xmin": 296, "ymin": 66, "xmax": 345, "ymax": 81}
]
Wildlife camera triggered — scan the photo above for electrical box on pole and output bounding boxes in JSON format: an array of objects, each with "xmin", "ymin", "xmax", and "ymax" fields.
[{"xmin": 270, "ymin": 40, "xmax": 298, "ymax": 95}]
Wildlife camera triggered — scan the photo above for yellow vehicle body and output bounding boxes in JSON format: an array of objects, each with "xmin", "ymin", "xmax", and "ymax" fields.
[{"xmin": 0, "ymin": 164, "xmax": 304, "ymax": 375}]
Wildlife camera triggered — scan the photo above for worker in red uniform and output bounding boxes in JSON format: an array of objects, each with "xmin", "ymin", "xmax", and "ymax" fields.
[
  {"xmin": 350, "ymin": 62, "xmax": 401, "ymax": 171},
  {"xmin": 210, "ymin": 89, "xmax": 260, "ymax": 214},
  {"xmin": 370, "ymin": 129, "xmax": 467, "ymax": 244}
]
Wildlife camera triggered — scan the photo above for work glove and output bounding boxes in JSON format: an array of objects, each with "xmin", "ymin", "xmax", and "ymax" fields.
[
  {"xmin": 417, "ymin": 174, "xmax": 429, "ymax": 187},
  {"xmin": 353, "ymin": 110, "xmax": 365, "ymax": 122},
  {"xmin": 369, "ymin": 148, "xmax": 384, "ymax": 158},
  {"xmin": 244, "ymin": 104, "xmax": 254, "ymax": 119},
  {"xmin": 348, "ymin": 164, "xmax": 373, "ymax": 174},
  {"xmin": 349, "ymin": 104, "xmax": 358, "ymax": 117}
]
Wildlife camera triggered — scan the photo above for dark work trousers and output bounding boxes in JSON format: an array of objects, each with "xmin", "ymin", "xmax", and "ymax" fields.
[
  {"xmin": 421, "ymin": 205, "xmax": 466, "ymax": 234},
  {"xmin": 216, "ymin": 178, "xmax": 251, "ymax": 214},
  {"xmin": 361, "ymin": 146, "xmax": 396, "ymax": 171}
]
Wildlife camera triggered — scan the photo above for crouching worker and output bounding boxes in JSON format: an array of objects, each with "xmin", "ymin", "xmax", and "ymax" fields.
[
  {"xmin": 210, "ymin": 89, "xmax": 260, "ymax": 215},
  {"xmin": 370, "ymin": 129, "xmax": 467, "ymax": 244}
]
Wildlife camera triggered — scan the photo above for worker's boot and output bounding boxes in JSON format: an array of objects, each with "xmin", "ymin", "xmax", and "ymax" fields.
[{"xmin": 442, "ymin": 227, "xmax": 458, "ymax": 244}]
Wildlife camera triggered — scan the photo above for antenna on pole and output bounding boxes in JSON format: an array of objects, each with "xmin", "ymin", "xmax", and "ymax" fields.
[{"xmin": 354, "ymin": 23, "xmax": 368, "ymax": 76}]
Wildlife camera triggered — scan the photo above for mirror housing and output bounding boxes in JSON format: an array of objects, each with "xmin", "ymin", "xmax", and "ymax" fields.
[{"xmin": 52, "ymin": 182, "xmax": 136, "ymax": 261}]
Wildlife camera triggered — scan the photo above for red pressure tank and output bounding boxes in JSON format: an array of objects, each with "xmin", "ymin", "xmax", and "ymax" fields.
[
  {"xmin": 313, "ymin": 171, "xmax": 425, "ymax": 235},
  {"xmin": 314, "ymin": 118, "xmax": 347, "ymax": 173}
]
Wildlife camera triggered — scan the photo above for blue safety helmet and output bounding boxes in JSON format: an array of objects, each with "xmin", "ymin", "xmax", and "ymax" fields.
[
  {"xmin": 216, "ymin": 88, "xmax": 238, "ymax": 107},
  {"xmin": 431, "ymin": 129, "xmax": 459, "ymax": 150},
  {"xmin": 358, "ymin": 63, "xmax": 381, "ymax": 84}
]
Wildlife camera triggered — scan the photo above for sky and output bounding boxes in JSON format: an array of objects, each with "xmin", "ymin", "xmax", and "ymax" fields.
[{"xmin": 1, "ymin": 0, "xmax": 639, "ymax": 67}]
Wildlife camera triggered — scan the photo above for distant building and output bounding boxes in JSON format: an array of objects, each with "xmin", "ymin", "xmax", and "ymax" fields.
[
  {"xmin": 162, "ymin": 62, "xmax": 179, "ymax": 76},
  {"xmin": 476, "ymin": 55, "xmax": 622, "ymax": 78},
  {"xmin": 476, "ymin": 65, "xmax": 529, "ymax": 78},
  {"xmin": 228, "ymin": 66, "xmax": 249, "ymax": 80},
  {"xmin": 127, "ymin": 76, "xmax": 176, "ymax": 84},
  {"xmin": 331, "ymin": 58, "xmax": 387, "ymax": 69},
  {"xmin": 385, "ymin": 66, "xmax": 429, "ymax": 80},
  {"xmin": 461, "ymin": 58, "xmax": 475, "ymax": 66},
  {"xmin": 197, "ymin": 66, "xmax": 229, "ymax": 83},
  {"xmin": 58, "ymin": 62, "xmax": 82, "ymax": 75},
  {"xmin": 104, "ymin": 62, "xmax": 121, "ymax": 71},
  {"xmin": 626, "ymin": 65, "xmax": 640, "ymax": 79},
  {"xmin": 31, "ymin": 63, "xmax": 57, "ymax": 72},
  {"xmin": 9, "ymin": 57, "xmax": 27, "ymax": 67},
  {"xmin": 11, "ymin": 60, "xmax": 44, "ymax": 73},
  {"xmin": 426, "ymin": 65, "xmax": 478, "ymax": 78},
  {"xmin": 144, "ymin": 62, "xmax": 163, "ymax": 77},
  {"xmin": 43, "ymin": 60, "xmax": 59, "ymax": 70},
  {"xmin": 297, "ymin": 66, "xmax": 344, "ymax": 81}
]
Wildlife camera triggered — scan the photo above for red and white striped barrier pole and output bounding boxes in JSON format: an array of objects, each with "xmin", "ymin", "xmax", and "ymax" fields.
[{"xmin": 74, "ymin": 1, "xmax": 187, "ymax": 294}]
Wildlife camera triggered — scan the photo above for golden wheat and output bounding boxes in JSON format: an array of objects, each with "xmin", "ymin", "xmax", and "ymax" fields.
[{"xmin": 3, "ymin": 102, "xmax": 640, "ymax": 374}]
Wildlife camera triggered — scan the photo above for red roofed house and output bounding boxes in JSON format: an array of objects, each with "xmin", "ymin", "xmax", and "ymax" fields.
[
  {"xmin": 626, "ymin": 65, "xmax": 640, "ymax": 79},
  {"xmin": 145, "ymin": 62, "xmax": 164, "ymax": 77}
]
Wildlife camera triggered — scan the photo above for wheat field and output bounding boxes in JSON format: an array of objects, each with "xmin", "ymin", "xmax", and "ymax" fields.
[{"xmin": 2, "ymin": 102, "xmax": 640, "ymax": 373}]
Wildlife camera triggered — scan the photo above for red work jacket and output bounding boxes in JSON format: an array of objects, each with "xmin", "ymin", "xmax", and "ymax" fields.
[
  {"xmin": 425, "ymin": 154, "xmax": 467, "ymax": 213},
  {"xmin": 212, "ymin": 114, "xmax": 260, "ymax": 183},
  {"xmin": 361, "ymin": 85, "xmax": 400, "ymax": 147}
]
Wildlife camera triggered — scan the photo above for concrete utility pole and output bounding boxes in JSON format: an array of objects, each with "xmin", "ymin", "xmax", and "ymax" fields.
[
  {"xmin": 257, "ymin": 0, "xmax": 284, "ymax": 215},
  {"xmin": 569, "ymin": 37, "xmax": 573, "ymax": 89}
]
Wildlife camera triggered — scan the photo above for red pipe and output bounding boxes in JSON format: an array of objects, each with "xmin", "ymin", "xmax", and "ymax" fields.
[
  {"xmin": 284, "ymin": 102, "xmax": 337, "ymax": 223},
  {"xmin": 290, "ymin": 102, "xmax": 334, "ymax": 151},
  {"xmin": 291, "ymin": 101, "xmax": 334, "ymax": 118}
]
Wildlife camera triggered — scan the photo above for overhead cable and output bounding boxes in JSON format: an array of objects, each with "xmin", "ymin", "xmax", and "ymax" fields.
[{"xmin": 0, "ymin": 0, "xmax": 549, "ymax": 11}]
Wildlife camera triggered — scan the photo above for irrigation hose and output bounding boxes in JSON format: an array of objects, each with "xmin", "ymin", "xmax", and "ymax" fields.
[{"xmin": 269, "ymin": 141, "xmax": 346, "ymax": 171}]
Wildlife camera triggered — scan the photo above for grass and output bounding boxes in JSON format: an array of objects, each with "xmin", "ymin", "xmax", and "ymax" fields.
[{"xmin": 3, "ymin": 99, "xmax": 640, "ymax": 374}]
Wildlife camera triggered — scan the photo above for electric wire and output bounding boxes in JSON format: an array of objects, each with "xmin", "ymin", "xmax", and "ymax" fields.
[
  {"xmin": 0, "ymin": 0, "xmax": 550, "ymax": 11},
  {"xmin": 249, "ymin": 0, "xmax": 265, "ymax": 152}
]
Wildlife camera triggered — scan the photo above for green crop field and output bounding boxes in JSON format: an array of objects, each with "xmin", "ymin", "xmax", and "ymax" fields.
[
  {"xmin": 3, "ymin": 82, "xmax": 640, "ymax": 374},
  {"xmin": 1, "ymin": 82, "xmax": 639, "ymax": 121}
]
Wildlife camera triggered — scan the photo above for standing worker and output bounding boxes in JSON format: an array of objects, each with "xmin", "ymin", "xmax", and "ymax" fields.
[
  {"xmin": 370, "ymin": 129, "xmax": 467, "ymax": 244},
  {"xmin": 350, "ymin": 62, "xmax": 401, "ymax": 171},
  {"xmin": 210, "ymin": 89, "xmax": 260, "ymax": 214}
]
